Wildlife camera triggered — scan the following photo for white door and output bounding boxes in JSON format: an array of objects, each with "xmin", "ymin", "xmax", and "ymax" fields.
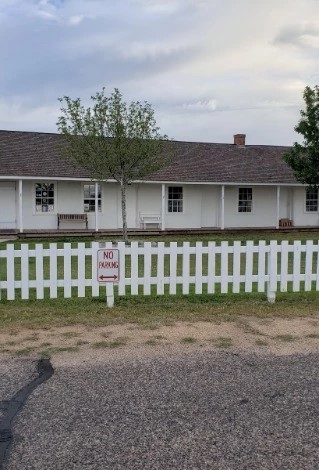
[{"xmin": 0, "ymin": 182, "xmax": 16, "ymax": 229}]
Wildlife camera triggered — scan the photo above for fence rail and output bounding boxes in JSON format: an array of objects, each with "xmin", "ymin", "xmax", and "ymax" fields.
[{"xmin": 1, "ymin": 240, "xmax": 319, "ymax": 305}]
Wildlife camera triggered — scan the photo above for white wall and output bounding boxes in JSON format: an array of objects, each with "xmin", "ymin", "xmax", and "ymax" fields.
[
  {"xmin": 0, "ymin": 182, "xmax": 16, "ymax": 229},
  {"xmin": 6, "ymin": 179, "xmax": 319, "ymax": 231},
  {"xmin": 164, "ymin": 185, "xmax": 203, "ymax": 229},
  {"xmin": 201, "ymin": 186, "xmax": 220, "ymax": 227},
  {"xmin": 224, "ymin": 186, "xmax": 277, "ymax": 228},
  {"xmin": 292, "ymin": 187, "xmax": 319, "ymax": 227},
  {"xmin": 21, "ymin": 180, "xmax": 120, "ymax": 230}
]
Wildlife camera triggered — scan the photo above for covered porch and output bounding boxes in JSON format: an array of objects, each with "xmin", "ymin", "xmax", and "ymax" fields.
[{"xmin": 0, "ymin": 178, "xmax": 317, "ymax": 234}]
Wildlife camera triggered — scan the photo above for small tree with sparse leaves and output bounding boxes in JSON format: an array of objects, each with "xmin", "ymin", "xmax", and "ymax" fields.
[
  {"xmin": 57, "ymin": 88, "xmax": 171, "ymax": 241},
  {"xmin": 284, "ymin": 85, "xmax": 319, "ymax": 187}
]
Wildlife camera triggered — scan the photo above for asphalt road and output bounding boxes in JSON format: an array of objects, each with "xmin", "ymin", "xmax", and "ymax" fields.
[{"xmin": 1, "ymin": 350, "xmax": 319, "ymax": 469}]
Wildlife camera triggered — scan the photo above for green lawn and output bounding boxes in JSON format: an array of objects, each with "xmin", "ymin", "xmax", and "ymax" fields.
[
  {"xmin": 1, "ymin": 230, "xmax": 319, "ymax": 249},
  {"xmin": 1, "ymin": 291, "xmax": 319, "ymax": 332}
]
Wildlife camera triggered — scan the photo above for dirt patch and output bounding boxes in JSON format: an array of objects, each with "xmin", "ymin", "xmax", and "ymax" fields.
[{"xmin": 1, "ymin": 315, "xmax": 319, "ymax": 364}]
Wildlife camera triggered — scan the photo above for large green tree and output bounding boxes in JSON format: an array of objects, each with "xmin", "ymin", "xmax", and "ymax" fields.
[
  {"xmin": 57, "ymin": 88, "xmax": 171, "ymax": 241},
  {"xmin": 284, "ymin": 85, "xmax": 319, "ymax": 186}
]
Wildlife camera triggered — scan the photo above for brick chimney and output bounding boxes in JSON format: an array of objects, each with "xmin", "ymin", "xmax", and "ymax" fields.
[{"xmin": 234, "ymin": 134, "xmax": 246, "ymax": 146}]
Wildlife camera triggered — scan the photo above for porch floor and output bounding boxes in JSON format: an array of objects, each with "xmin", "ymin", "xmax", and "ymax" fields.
[{"xmin": 1, "ymin": 226, "xmax": 319, "ymax": 239}]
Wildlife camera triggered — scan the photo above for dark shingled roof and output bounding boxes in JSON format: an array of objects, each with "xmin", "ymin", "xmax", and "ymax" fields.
[{"xmin": 0, "ymin": 130, "xmax": 297, "ymax": 184}]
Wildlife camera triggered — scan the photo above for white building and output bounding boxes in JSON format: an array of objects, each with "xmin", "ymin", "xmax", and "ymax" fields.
[{"xmin": 0, "ymin": 130, "xmax": 317, "ymax": 234}]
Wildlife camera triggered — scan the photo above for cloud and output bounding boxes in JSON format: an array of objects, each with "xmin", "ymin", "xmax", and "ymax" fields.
[
  {"xmin": 274, "ymin": 22, "xmax": 319, "ymax": 49},
  {"xmin": 0, "ymin": 0, "xmax": 318, "ymax": 145},
  {"xmin": 182, "ymin": 99, "xmax": 217, "ymax": 112}
]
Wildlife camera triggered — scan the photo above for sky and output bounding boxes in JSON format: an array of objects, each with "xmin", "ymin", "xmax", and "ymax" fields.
[{"xmin": 1, "ymin": 0, "xmax": 319, "ymax": 145}]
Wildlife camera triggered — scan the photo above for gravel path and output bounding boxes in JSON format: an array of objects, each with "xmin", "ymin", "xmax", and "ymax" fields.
[{"xmin": 3, "ymin": 350, "xmax": 319, "ymax": 469}]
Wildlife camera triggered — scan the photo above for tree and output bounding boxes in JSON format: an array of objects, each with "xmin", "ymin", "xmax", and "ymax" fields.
[
  {"xmin": 284, "ymin": 85, "xmax": 319, "ymax": 187},
  {"xmin": 57, "ymin": 88, "xmax": 171, "ymax": 241}
]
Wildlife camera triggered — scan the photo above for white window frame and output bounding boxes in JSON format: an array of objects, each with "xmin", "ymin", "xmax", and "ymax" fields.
[
  {"xmin": 167, "ymin": 186, "xmax": 183, "ymax": 213},
  {"xmin": 83, "ymin": 183, "xmax": 102, "ymax": 213},
  {"xmin": 34, "ymin": 182, "xmax": 56, "ymax": 215},
  {"xmin": 305, "ymin": 187, "xmax": 318, "ymax": 213},
  {"xmin": 238, "ymin": 187, "xmax": 253, "ymax": 214}
]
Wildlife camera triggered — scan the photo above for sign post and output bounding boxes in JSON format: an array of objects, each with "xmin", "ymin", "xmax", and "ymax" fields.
[{"xmin": 97, "ymin": 248, "xmax": 119, "ymax": 308}]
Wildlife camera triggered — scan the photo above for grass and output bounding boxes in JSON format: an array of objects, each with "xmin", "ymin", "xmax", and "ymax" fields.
[
  {"xmin": 22, "ymin": 334, "xmax": 39, "ymax": 342},
  {"xmin": 214, "ymin": 337, "xmax": 232, "ymax": 348},
  {"xmin": 145, "ymin": 339, "xmax": 158, "ymax": 346},
  {"xmin": 2, "ymin": 232, "xmax": 319, "ymax": 332},
  {"xmin": 60, "ymin": 331, "xmax": 80, "ymax": 338},
  {"xmin": 1, "ymin": 291, "xmax": 319, "ymax": 333},
  {"xmin": 14, "ymin": 347, "xmax": 35, "ymax": 356},
  {"xmin": 100, "ymin": 331, "xmax": 112, "ymax": 338},
  {"xmin": 2, "ymin": 231, "xmax": 319, "ymax": 249},
  {"xmin": 274, "ymin": 334, "xmax": 298, "ymax": 342},
  {"xmin": 305, "ymin": 333, "xmax": 319, "ymax": 338},
  {"xmin": 92, "ymin": 337, "xmax": 128, "ymax": 349},
  {"xmin": 235, "ymin": 319, "xmax": 267, "ymax": 336},
  {"xmin": 181, "ymin": 336, "xmax": 197, "ymax": 344},
  {"xmin": 255, "ymin": 339, "xmax": 269, "ymax": 346}
]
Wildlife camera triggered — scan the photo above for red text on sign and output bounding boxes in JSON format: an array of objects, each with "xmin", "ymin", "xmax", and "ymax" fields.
[{"xmin": 99, "ymin": 261, "xmax": 118, "ymax": 269}]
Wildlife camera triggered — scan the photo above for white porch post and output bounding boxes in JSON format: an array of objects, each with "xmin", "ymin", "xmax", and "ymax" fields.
[
  {"xmin": 289, "ymin": 187, "xmax": 294, "ymax": 221},
  {"xmin": 18, "ymin": 179, "xmax": 23, "ymax": 233},
  {"xmin": 95, "ymin": 182, "xmax": 99, "ymax": 232},
  {"xmin": 276, "ymin": 186, "xmax": 280, "ymax": 229},
  {"xmin": 220, "ymin": 185, "xmax": 225, "ymax": 230},
  {"xmin": 161, "ymin": 184, "xmax": 166, "ymax": 231}
]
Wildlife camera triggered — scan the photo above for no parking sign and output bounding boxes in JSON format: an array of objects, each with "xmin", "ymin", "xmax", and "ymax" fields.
[{"xmin": 97, "ymin": 249, "xmax": 119, "ymax": 282}]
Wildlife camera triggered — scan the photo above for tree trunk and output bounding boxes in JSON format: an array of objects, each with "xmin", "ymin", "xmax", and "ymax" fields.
[{"xmin": 120, "ymin": 181, "xmax": 128, "ymax": 242}]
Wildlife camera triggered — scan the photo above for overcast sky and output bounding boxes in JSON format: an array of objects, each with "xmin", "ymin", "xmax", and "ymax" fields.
[{"xmin": 1, "ymin": 0, "xmax": 319, "ymax": 145}]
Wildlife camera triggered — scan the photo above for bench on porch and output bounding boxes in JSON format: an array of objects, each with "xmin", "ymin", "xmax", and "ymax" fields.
[
  {"xmin": 139, "ymin": 212, "xmax": 162, "ymax": 229},
  {"xmin": 279, "ymin": 218, "xmax": 293, "ymax": 228},
  {"xmin": 57, "ymin": 213, "xmax": 88, "ymax": 229}
]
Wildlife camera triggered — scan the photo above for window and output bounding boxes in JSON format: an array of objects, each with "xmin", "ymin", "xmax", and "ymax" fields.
[
  {"xmin": 238, "ymin": 188, "xmax": 252, "ymax": 213},
  {"xmin": 35, "ymin": 183, "xmax": 55, "ymax": 213},
  {"xmin": 306, "ymin": 187, "xmax": 318, "ymax": 212},
  {"xmin": 168, "ymin": 187, "xmax": 183, "ymax": 213},
  {"xmin": 83, "ymin": 184, "xmax": 102, "ymax": 212}
]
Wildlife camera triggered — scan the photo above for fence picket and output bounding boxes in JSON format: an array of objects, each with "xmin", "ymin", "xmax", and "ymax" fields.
[
  {"xmin": 257, "ymin": 241, "xmax": 266, "ymax": 292},
  {"xmin": 207, "ymin": 241, "xmax": 216, "ymax": 294},
  {"xmin": 118, "ymin": 242, "xmax": 126, "ymax": 295},
  {"xmin": 195, "ymin": 242, "xmax": 203, "ymax": 294},
  {"xmin": 49, "ymin": 243, "xmax": 58, "ymax": 299},
  {"xmin": 232, "ymin": 241, "xmax": 241, "ymax": 293},
  {"xmin": 293, "ymin": 240, "xmax": 301, "ymax": 292},
  {"xmin": 91, "ymin": 242, "xmax": 99, "ymax": 297},
  {"xmin": 157, "ymin": 242, "xmax": 165, "ymax": 295},
  {"xmin": 21, "ymin": 244, "xmax": 29, "ymax": 300},
  {"xmin": 169, "ymin": 242, "xmax": 177, "ymax": 295},
  {"xmin": 6, "ymin": 244, "xmax": 15, "ymax": 300},
  {"xmin": 182, "ymin": 242, "xmax": 190, "ymax": 295},
  {"xmin": 305, "ymin": 240, "xmax": 313, "ymax": 291},
  {"xmin": 267, "ymin": 241, "xmax": 278, "ymax": 302},
  {"xmin": 63, "ymin": 243, "xmax": 72, "ymax": 298},
  {"xmin": 280, "ymin": 241, "xmax": 289, "ymax": 292},
  {"xmin": 2, "ymin": 239, "xmax": 319, "ymax": 304},
  {"xmin": 245, "ymin": 241, "xmax": 253, "ymax": 293},
  {"xmin": 221, "ymin": 241, "xmax": 228, "ymax": 293},
  {"xmin": 35, "ymin": 244, "xmax": 44, "ymax": 299},
  {"xmin": 143, "ymin": 242, "xmax": 152, "ymax": 295},
  {"xmin": 131, "ymin": 242, "xmax": 139, "ymax": 295},
  {"xmin": 77, "ymin": 243, "xmax": 86, "ymax": 297}
]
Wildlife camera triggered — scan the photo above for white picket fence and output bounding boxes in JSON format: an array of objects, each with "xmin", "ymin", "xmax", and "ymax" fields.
[{"xmin": 0, "ymin": 240, "xmax": 319, "ymax": 305}]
